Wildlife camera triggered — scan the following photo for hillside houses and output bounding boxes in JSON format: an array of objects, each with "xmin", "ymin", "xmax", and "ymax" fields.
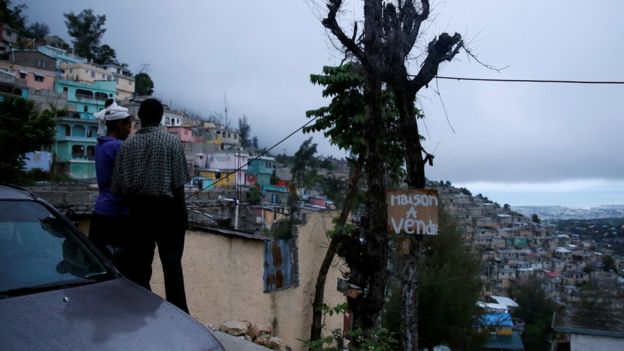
[{"xmin": 435, "ymin": 182, "xmax": 624, "ymax": 305}]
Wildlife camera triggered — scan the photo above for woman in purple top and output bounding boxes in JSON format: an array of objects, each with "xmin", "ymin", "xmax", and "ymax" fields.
[{"xmin": 89, "ymin": 100, "xmax": 132, "ymax": 273}]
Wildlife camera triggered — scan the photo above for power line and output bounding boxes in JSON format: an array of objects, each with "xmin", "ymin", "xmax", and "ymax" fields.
[
  {"xmin": 186, "ymin": 115, "xmax": 320, "ymax": 200},
  {"xmin": 436, "ymin": 76, "xmax": 624, "ymax": 85}
]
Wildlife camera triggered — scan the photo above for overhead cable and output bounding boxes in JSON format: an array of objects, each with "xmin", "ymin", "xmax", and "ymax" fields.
[
  {"xmin": 186, "ymin": 115, "xmax": 320, "ymax": 200},
  {"xmin": 436, "ymin": 76, "xmax": 624, "ymax": 85}
]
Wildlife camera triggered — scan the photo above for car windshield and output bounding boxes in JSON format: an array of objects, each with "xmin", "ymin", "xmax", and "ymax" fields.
[{"xmin": 0, "ymin": 200, "xmax": 111, "ymax": 294}]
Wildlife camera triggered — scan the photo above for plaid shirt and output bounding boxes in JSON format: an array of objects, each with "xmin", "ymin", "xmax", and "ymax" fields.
[{"xmin": 112, "ymin": 126, "xmax": 190, "ymax": 198}]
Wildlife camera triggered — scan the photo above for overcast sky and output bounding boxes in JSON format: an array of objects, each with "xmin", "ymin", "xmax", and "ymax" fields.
[{"xmin": 20, "ymin": 1, "xmax": 624, "ymax": 207}]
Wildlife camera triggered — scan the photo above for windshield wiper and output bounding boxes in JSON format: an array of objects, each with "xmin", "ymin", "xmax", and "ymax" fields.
[
  {"xmin": 0, "ymin": 278, "xmax": 97, "ymax": 299},
  {"xmin": 84, "ymin": 271, "xmax": 112, "ymax": 281}
]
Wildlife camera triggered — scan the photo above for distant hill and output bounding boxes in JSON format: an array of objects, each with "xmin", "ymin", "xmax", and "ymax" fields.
[{"xmin": 512, "ymin": 205, "xmax": 624, "ymax": 220}]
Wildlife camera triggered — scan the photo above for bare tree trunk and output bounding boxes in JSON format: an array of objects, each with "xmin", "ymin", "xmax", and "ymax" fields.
[
  {"xmin": 350, "ymin": 72, "xmax": 388, "ymax": 335},
  {"xmin": 348, "ymin": 0, "xmax": 389, "ymax": 337},
  {"xmin": 393, "ymin": 84, "xmax": 424, "ymax": 351},
  {"xmin": 310, "ymin": 156, "xmax": 364, "ymax": 344}
]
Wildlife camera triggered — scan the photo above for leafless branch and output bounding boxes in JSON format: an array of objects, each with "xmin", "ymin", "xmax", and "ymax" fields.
[
  {"xmin": 433, "ymin": 76, "xmax": 455, "ymax": 134},
  {"xmin": 461, "ymin": 43, "xmax": 509, "ymax": 72},
  {"xmin": 409, "ymin": 32, "xmax": 463, "ymax": 93},
  {"xmin": 323, "ymin": 0, "xmax": 369, "ymax": 68}
]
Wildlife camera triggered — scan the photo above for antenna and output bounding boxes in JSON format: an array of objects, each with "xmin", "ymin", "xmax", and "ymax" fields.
[{"xmin": 224, "ymin": 93, "xmax": 228, "ymax": 128}]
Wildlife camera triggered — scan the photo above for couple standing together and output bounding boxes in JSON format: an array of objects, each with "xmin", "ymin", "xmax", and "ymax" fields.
[{"xmin": 89, "ymin": 98, "xmax": 190, "ymax": 313}]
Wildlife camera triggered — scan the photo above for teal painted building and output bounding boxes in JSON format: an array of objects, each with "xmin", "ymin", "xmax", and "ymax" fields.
[
  {"xmin": 247, "ymin": 156, "xmax": 275, "ymax": 189},
  {"xmin": 52, "ymin": 117, "xmax": 97, "ymax": 179},
  {"xmin": 51, "ymin": 79, "xmax": 116, "ymax": 179},
  {"xmin": 51, "ymin": 117, "xmax": 99, "ymax": 180},
  {"xmin": 37, "ymin": 45, "xmax": 87, "ymax": 68},
  {"xmin": 55, "ymin": 79, "xmax": 116, "ymax": 120}
]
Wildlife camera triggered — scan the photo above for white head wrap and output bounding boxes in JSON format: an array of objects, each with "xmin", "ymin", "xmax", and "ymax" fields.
[{"xmin": 95, "ymin": 101, "xmax": 130, "ymax": 136}]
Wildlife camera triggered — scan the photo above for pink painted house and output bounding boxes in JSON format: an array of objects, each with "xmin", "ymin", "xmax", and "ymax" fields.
[{"xmin": 167, "ymin": 126, "xmax": 194, "ymax": 143}]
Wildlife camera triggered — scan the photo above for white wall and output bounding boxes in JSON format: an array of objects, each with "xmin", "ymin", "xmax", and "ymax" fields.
[{"xmin": 571, "ymin": 334, "xmax": 624, "ymax": 351}]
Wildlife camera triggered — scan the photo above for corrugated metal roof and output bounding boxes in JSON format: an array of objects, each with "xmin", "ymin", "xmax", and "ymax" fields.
[
  {"xmin": 188, "ymin": 222, "xmax": 269, "ymax": 241},
  {"xmin": 490, "ymin": 295, "xmax": 520, "ymax": 308}
]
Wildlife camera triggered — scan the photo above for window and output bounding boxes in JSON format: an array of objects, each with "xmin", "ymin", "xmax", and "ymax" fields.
[
  {"xmin": 73, "ymin": 125, "xmax": 86, "ymax": 137},
  {"xmin": 95, "ymin": 92, "xmax": 108, "ymax": 101},
  {"xmin": 86, "ymin": 146, "xmax": 95, "ymax": 160},
  {"xmin": 75, "ymin": 89, "xmax": 93, "ymax": 99},
  {"xmin": 83, "ymin": 106, "xmax": 88, "ymax": 113},
  {"xmin": 19, "ymin": 72, "xmax": 26, "ymax": 79},
  {"xmin": 90, "ymin": 71, "xmax": 95, "ymax": 78},
  {"xmin": 34, "ymin": 75, "xmax": 44, "ymax": 82},
  {"xmin": 64, "ymin": 125, "xmax": 71, "ymax": 136},
  {"xmin": 63, "ymin": 87, "xmax": 68, "ymax": 92},
  {"xmin": 0, "ymin": 200, "xmax": 109, "ymax": 293},
  {"xmin": 71, "ymin": 145, "xmax": 85, "ymax": 158}
]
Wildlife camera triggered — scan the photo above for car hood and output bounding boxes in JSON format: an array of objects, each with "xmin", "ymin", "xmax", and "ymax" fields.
[{"xmin": 0, "ymin": 278, "xmax": 223, "ymax": 350}]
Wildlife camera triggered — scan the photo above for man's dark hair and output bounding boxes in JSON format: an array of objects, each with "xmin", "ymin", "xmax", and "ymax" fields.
[
  {"xmin": 138, "ymin": 98, "xmax": 164, "ymax": 125},
  {"xmin": 104, "ymin": 98, "xmax": 115, "ymax": 108}
]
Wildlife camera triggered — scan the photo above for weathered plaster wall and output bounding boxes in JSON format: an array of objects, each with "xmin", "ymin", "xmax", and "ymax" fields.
[{"xmin": 150, "ymin": 211, "xmax": 347, "ymax": 350}]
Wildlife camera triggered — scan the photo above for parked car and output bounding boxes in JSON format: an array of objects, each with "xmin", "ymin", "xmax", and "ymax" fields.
[{"xmin": 0, "ymin": 184, "xmax": 224, "ymax": 350}]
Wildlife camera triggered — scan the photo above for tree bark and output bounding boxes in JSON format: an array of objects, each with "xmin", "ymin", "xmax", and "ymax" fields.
[
  {"xmin": 392, "ymin": 83, "xmax": 424, "ymax": 351},
  {"xmin": 350, "ymin": 72, "xmax": 388, "ymax": 336},
  {"xmin": 347, "ymin": 0, "xmax": 389, "ymax": 337},
  {"xmin": 310, "ymin": 156, "xmax": 364, "ymax": 344}
]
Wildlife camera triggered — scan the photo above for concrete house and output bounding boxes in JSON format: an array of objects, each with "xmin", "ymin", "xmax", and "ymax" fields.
[
  {"xmin": 0, "ymin": 24, "xmax": 18, "ymax": 55},
  {"xmin": 103, "ymin": 64, "xmax": 135, "ymax": 101},
  {"xmin": 50, "ymin": 117, "xmax": 99, "ymax": 179},
  {"xmin": 54, "ymin": 79, "xmax": 116, "ymax": 120},
  {"xmin": 247, "ymin": 156, "xmax": 275, "ymax": 190},
  {"xmin": 552, "ymin": 305, "xmax": 624, "ymax": 351}
]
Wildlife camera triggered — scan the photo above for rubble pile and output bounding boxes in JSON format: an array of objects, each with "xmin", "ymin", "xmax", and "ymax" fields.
[{"xmin": 218, "ymin": 320, "xmax": 286, "ymax": 350}]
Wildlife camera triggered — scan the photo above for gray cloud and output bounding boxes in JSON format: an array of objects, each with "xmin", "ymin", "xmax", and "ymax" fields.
[{"xmin": 20, "ymin": 0, "xmax": 624, "ymax": 185}]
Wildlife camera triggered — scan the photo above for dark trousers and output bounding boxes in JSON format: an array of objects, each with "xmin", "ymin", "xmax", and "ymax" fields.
[
  {"xmin": 125, "ymin": 195, "xmax": 189, "ymax": 313},
  {"xmin": 89, "ymin": 213, "xmax": 131, "ymax": 277}
]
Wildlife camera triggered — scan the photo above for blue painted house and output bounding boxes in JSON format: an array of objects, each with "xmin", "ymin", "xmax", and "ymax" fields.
[
  {"xmin": 37, "ymin": 45, "xmax": 87, "ymax": 69},
  {"xmin": 51, "ymin": 117, "xmax": 99, "ymax": 180},
  {"xmin": 55, "ymin": 79, "xmax": 116, "ymax": 120},
  {"xmin": 50, "ymin": 79, "xmax": 116, "ymax": 179},
  {"xmin": 247, "ymin": 156, "xmax": 275, "ymax": 189}
]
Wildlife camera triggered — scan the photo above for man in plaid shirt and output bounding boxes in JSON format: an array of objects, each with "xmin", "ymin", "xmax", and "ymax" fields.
[{"xmin": 112, "ymin": 98, "xmax": 190, "ymax": 313}]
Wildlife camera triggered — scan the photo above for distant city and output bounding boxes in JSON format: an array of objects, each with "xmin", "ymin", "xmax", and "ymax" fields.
[{"xmin": 513, "ymin": 205, "xmax": 624, "ymax": 221}]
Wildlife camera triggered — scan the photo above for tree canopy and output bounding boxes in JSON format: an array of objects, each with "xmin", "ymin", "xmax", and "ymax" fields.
[
  {"xmin": 27, "ymin": 22, "xmax": 49, "ymax": 44},
  {"xmin": 64, "ymin": 8, "xmax": 120, "ymax": 65},
  {"xmin": 305, "ymin": 63, "xmax": 406, "ymax": 183},
  {"xmin": 291, "ymin": 137, "xmax": 318, "ymax": 187},
  {"xmin": 384, "ymin": 211, "xmax": 485, "ymax": 350},
  {"xmin": 508, "ymin": 276, "xmax": 555, "ymax": 351},
  {"xmin": 0, "ymin": 97, "xmax": 55, "ymax": 184},
  {"xmin": 238, "ymin": 115, "xmax": 252, "ymax": 148},
  {"xmin": 134, "ymin": 72, "xmax": 154, "ymax": 96},
  {"xmin": 64, "ymin": 9, "xmax": 107, "ymax": 61},
  {"xmin": 0, "ymin": 0, "xmax": 28, "ymax": 35}
]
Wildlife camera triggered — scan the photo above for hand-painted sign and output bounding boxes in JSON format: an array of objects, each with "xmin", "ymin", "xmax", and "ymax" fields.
[{"xmin": 387, "ymin": 189, "xmax": 439, "ymax": 235}]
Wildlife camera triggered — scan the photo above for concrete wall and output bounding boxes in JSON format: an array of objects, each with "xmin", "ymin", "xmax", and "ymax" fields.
[
  {"xmin": 150, "ymin": 211, "xmax": 346, "ymax": 351},
  {"xmin": 571, "ymin": 334, "xmax": 624, "ymax": 351},
  {"xmin": 13, "ymin": 51, "xmax": 56, "ymax": 72}
]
